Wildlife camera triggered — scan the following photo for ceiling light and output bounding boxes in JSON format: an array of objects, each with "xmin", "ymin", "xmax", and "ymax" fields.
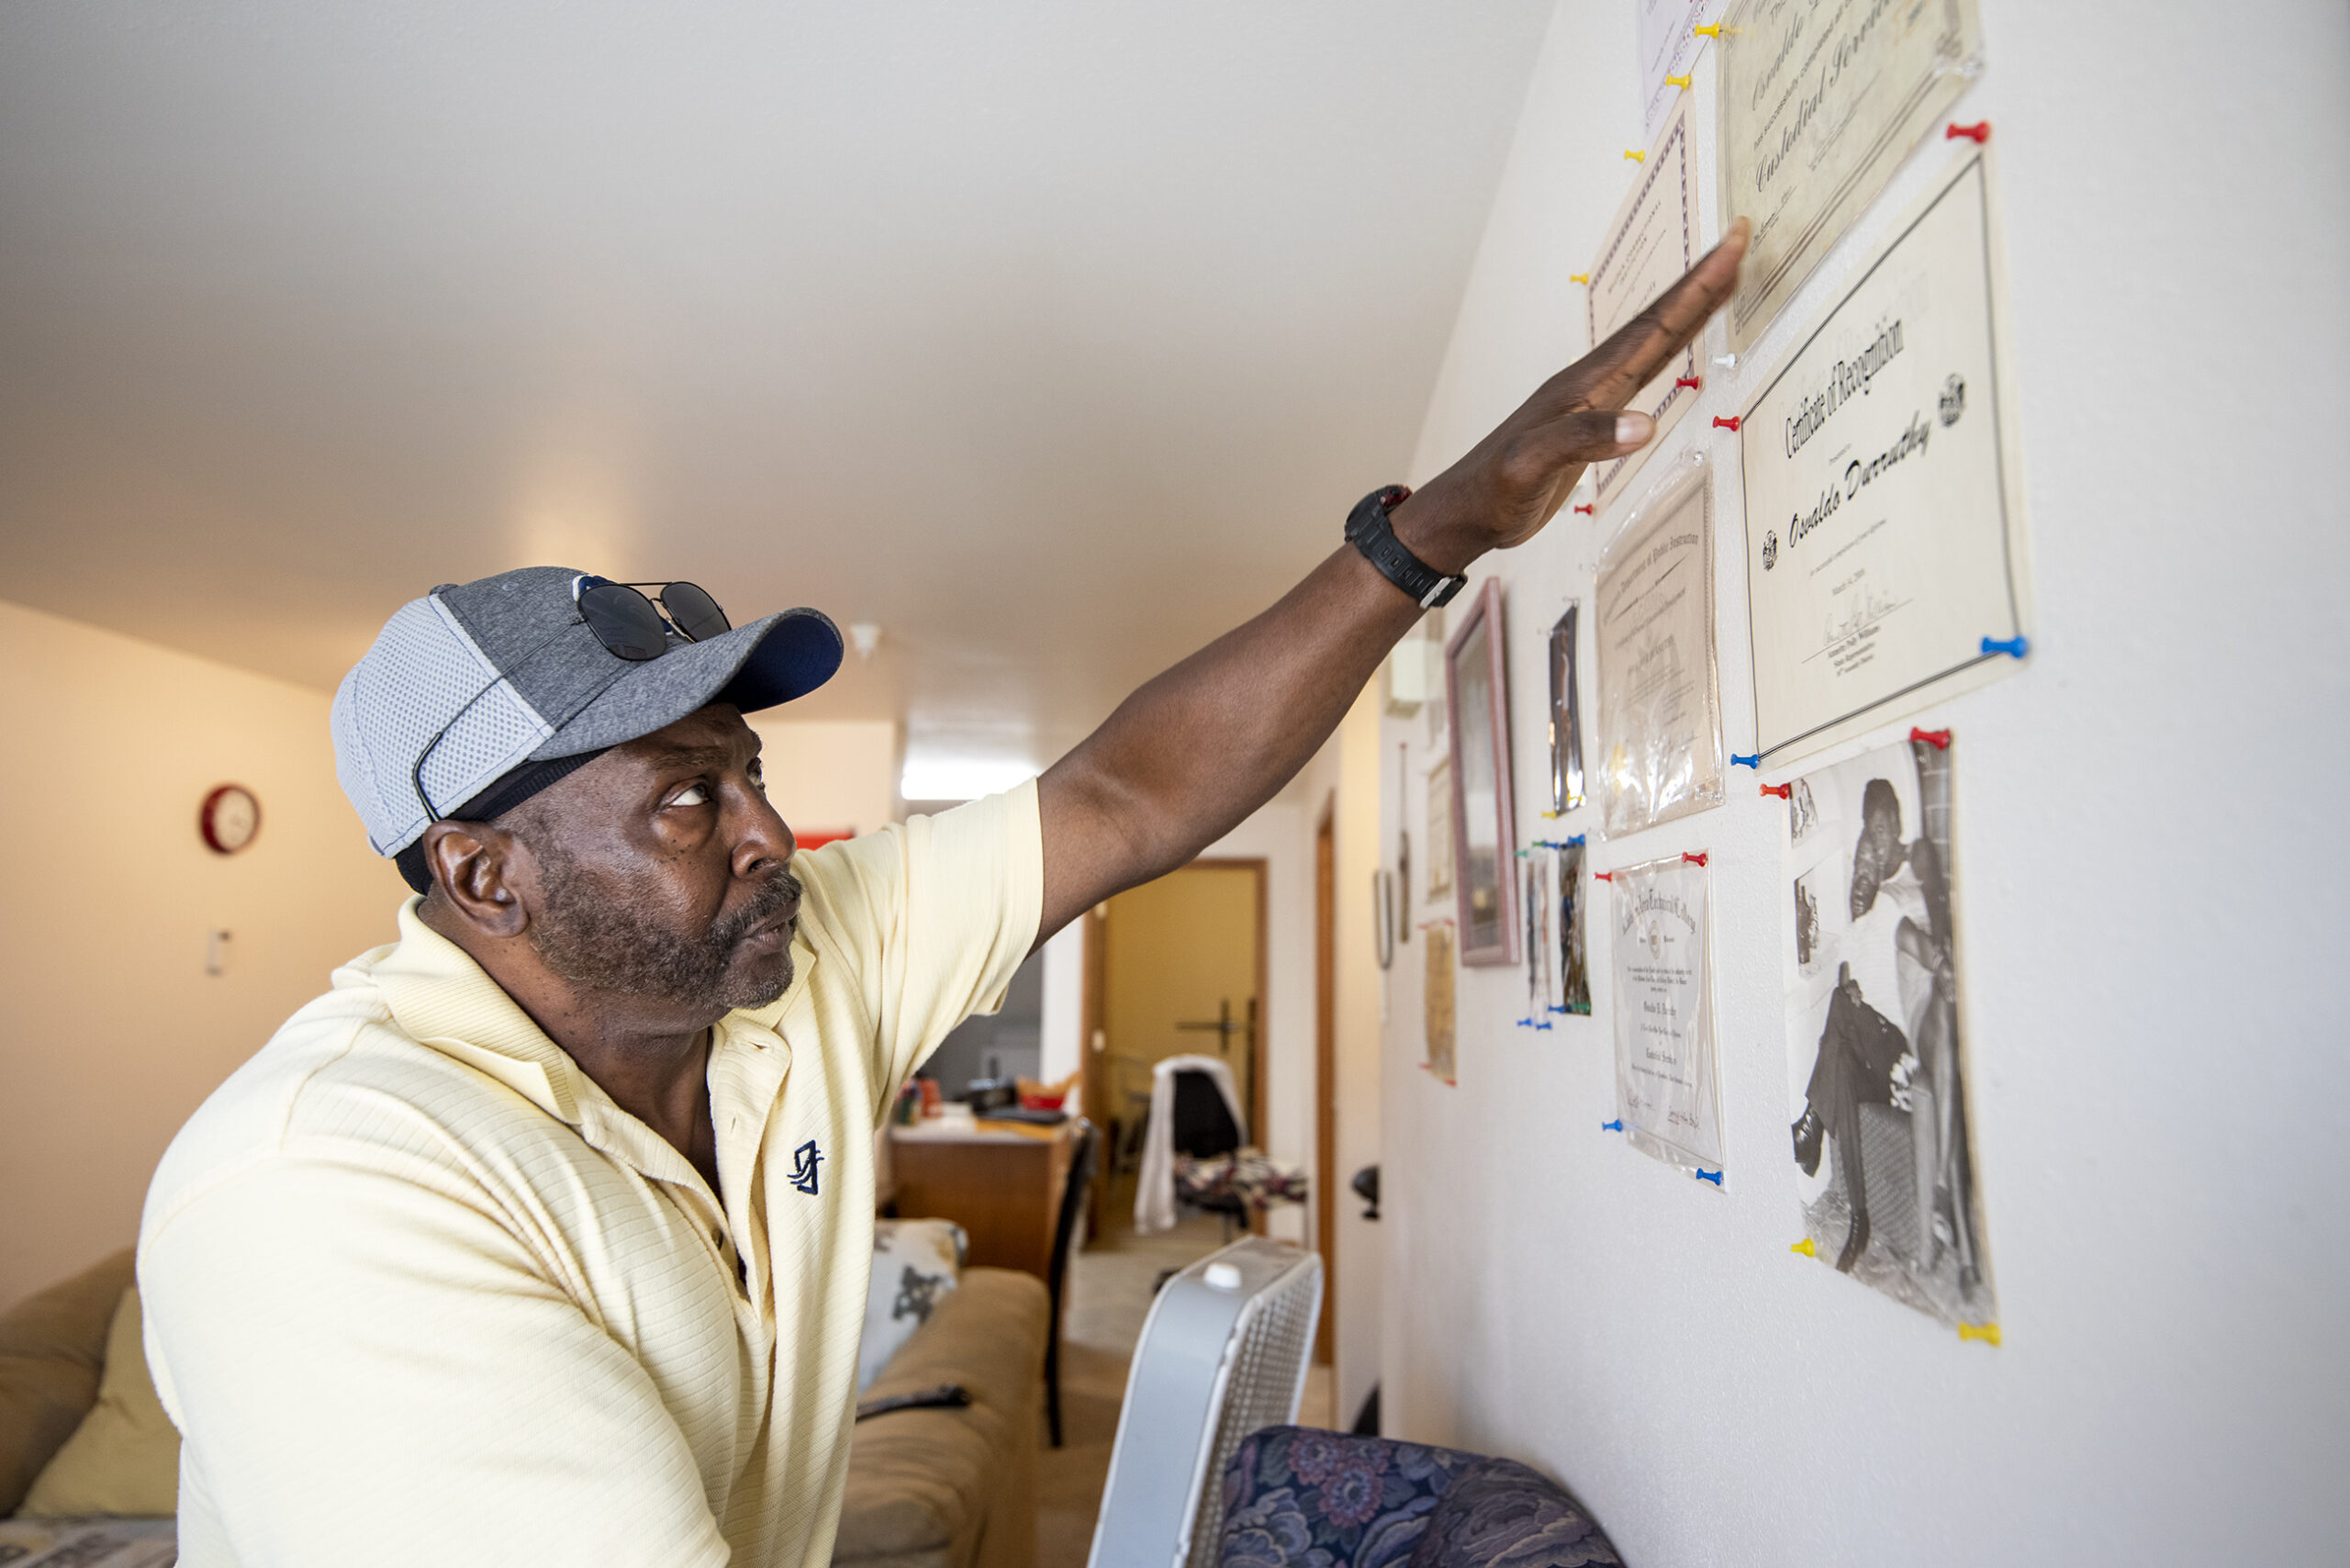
[{"xmin": 900, "ymin": 756, "xmax": 1038, "ymax": 802}]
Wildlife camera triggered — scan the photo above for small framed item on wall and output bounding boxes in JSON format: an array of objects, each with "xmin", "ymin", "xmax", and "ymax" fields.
[
  {"xmin": 1444, "ymin": 577, "xmax": 1518, "ymax": 965},
  {"xmin": 1548, "ymin": 603, "xmax": 1585, "ymax": 815}
]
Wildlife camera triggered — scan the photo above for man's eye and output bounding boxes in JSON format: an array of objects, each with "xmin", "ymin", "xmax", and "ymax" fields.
[
  {"xmin": 671, "ymin": 783, "xmax": 711, "ymax": 808},
  {"xmin": 747, "ymin": 763, "xmax": 767, "ymax": 791}
]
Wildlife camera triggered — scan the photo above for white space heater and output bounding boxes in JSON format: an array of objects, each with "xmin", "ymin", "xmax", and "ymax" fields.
[{"xmin": 1087, "ymin": 1237, "xmax": 1325, "ymax": 1568}]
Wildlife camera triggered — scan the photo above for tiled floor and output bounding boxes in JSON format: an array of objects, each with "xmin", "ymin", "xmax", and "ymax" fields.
[{"xmin": 1035, "ymin": 1196, "xmax": 1336, "ymax": 1568}]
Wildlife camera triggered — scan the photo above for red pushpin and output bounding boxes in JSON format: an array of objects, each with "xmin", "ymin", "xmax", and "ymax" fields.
[
  {"xmin": 1574, "ymin": 503, "xmax": 1595, "ymax": 514},
  {"xmin": 1946, "ymin": 121, "xmax": 1990, "ymax": 143},
  {"xmin": 1910, "ymin": 726, "xmax": 1953, "ymax": 749},
  {"xmin": 1683, "ymin": 851, "xmax": 1708, "ymax": 867},
  {"xmin": 1593, "ymin": 871, "xmax": 1614, "ymax": 882},
  {"xmin": 1713, "ymin": 415, "xmax": 1741, "ymax": 431},
  {"xmin": 1761, "ymin": 782, "xmax": 1791, "ymax": 800},
  {"xmin": 1675, "ymin": 375, "xmax": 1703, "ymax": 390}
]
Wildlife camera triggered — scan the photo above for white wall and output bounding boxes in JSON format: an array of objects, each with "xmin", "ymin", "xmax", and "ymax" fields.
[
  {"xmin": 0, "ymin": 601, "xmax": 408, "ymax": 1307},
  {"xmin": 744, "ymin": 716, "xmax": 898, "ymax": 838},
  {"xmin": 1378, "ymin": 4, "xmax": 2348, "ymax": 1563},
  {"xmin": 1037, "ymin": 917, "xmax": 1086, "ymax": 1090}
]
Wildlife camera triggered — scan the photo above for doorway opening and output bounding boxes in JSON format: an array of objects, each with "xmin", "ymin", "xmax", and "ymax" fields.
[{"xmin": 1083, "ymin": 857, "xmax": 1267, "ymax": 1228}]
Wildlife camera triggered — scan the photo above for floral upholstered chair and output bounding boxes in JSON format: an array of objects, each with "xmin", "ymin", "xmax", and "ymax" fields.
[{"xmin": 1216, "ymin": 1427, "xmax": 1620, "ymax": 1568}]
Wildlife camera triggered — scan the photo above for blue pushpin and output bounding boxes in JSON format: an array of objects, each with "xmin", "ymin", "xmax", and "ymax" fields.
[
  {"xmin": 1731, "ymin": 753, "xmax": 1762, "ymax": 769},
  {"xmin": 1600, "ymin": 1119, "xmax": 1624, "ymax": 1132},
  {"xmin": 1695, "ymin": 1168, "xmax": 1724, "ymax": 1186},
  {"xmin": 1981, "ymin": 634, "xmax": 2030, "ymax": 659},
  {"xmin": 1565, "ymin": 833, "xmax": 1586, "ymax": 846}
]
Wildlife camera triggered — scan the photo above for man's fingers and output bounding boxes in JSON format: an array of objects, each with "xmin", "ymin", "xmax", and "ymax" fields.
[
  {"xmin": 1497, "ymin": 409, "xmax": 1654, "ymax": 529},
  {"xmin": 1578, "ymin": 217, "xmax": 1750, "ymax": 408}
]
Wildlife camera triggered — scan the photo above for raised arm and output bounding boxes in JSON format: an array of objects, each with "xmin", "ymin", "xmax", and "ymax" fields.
[{"xmin": 1034, "ymin": 219, "xmax": 1749, "ymax": 942}]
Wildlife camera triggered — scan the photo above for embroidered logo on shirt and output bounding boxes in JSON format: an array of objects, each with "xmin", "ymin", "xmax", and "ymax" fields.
[{"xmin": 789, "ymin": 1139, "xmax": 823, "ymax": 1196}]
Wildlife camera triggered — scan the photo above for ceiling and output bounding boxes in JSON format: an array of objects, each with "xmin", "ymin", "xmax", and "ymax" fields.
[{"xmin": 0, "ymin": 1, "xmax": 1552, "ymax": 776}]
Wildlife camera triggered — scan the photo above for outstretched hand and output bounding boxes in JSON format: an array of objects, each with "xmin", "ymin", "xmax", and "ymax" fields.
[
  {"xmin": 1033, "ymin": 218, "xmax": 1749, "ymax": 943},
  {"xmin": 1392, "ymin": 216, "xmax": 1750, "ymax": 569}
]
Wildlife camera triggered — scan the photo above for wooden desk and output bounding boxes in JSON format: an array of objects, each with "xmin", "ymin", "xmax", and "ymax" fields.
[{"xmin": 888, "ymin": 1119, "xmax": 1077, "ymax": 1282}]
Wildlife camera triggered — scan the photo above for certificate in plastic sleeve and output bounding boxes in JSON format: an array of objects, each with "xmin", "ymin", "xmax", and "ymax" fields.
[
  {"xmin": 1718, "ymin": 0, "xmax": 1981, "ymax": 354},
  {"xmin": 1587, "ymin": 93, "xmax": 1702, "ymax": 514},
  {"xmin": 1637, "ymin": 0, "xmax": 1725, "ymax": 146},
  {"xmin": 1609, "ymin": 854, "xmax": 1723, "ymax": 1177},
  {"xmin": 1740, "ymin": 149, "xmax": 2030, "ymax": 764},
  {"xmin": 1593, "ymin": 456, "xmax": 1725, "ymax": 838}
]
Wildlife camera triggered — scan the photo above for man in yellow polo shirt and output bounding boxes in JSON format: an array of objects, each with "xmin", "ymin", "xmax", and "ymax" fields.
[{"xmin": 138, "ymin": 227, "xmax": 1746, "ymax": 1566}]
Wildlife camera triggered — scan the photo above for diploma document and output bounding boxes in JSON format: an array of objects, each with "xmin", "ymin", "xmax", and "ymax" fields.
[
  {"xmin": 1588, "ymin": 94, "xmax": 1702, "ymax": 513},
  {"xmin": 1718, "ymin": 0, "xmax": 1981, "ymax": 353},
  {"xmin": 1610, "ymin": 854, "xmax": 1724, "ymax": 1176},
  {"xmin": 1740, "ymin": 150, "xmax": 2029, "ymax": 762},
  {"xmin": 1594, "ymin": 457, "xmax": 1725, "ymax": 836}
]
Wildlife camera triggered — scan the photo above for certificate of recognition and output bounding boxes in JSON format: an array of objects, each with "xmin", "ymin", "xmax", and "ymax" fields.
[
  {"xmin": 1588, "ymin": 94, "xmax": 1702, "ymax": 513},
  {"xmin": 1718, "ymin": 0, "xmax": 1981, "ymax": 353},
  {"xmin": 1739, "ymin": 150, "xmax": 2030, "ymax": 763},
  {"xmin": 1610, "ymin": 854, "xmax": 1724, "ymax": 1177},
  {"xmin": 1594, "ymin": 457, "xmax": 1725, "ymax": 836}
]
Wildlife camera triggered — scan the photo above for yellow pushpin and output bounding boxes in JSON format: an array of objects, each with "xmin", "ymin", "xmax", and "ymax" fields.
[
  {"xmin": 1957, "ymin": 1322, "xmax": 2002, "ymax": 1346},
  {"xmin": 1624, "ymin": 150, "xmax": 1646, "ymax": 162},
  {"xmin": 1790, "ymin": 1238, "xmax": 1818, "ymax": 1258},
  {"xmin": 1570, "ymin": 273, "xmax": 1590, "ymax": 285},
  {"xmin": 1666, "ymin": 73, "xmax": 1692, "ymax": 89},
  {"xmin": 1694, "ymin": 23, "xmax": 1722, "ymax": 38}
]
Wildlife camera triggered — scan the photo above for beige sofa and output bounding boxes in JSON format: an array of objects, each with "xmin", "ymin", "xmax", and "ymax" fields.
[{"xmin": 1, "ymin": 1249, "xmax": 1048, "ymax": 1568}]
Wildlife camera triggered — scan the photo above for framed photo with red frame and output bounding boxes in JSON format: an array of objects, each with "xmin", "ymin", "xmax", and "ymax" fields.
[{"xmin": 1444, "ymin": 577, "xmax": 1518, "ymax": 966}]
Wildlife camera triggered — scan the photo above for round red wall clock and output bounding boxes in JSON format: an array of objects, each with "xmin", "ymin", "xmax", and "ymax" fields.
[{"xmin": 199, "ymin": 784, "xmax": 262, "ymax": 855}]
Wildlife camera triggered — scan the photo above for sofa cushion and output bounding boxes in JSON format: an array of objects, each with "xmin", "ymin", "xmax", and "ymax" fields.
[
  {"xmin": 833, "ymin": 1267, "xmax": 1046, "ymax": 1563},
  {"xmin": 0, "ymin": 1249, "xmax": 135, "ymax": 1516},
  {"xmin": 1219, "ymin": 1428, "xmax": 1477, "ymax": 1568},
  {"xmin": 860, "ymin": 1218, "xmax": 967, "ymax": 1394},
  {"xmin": 22, "ymin": 1288, "xmax": 180, "ymax": 1518},
  {"xmin": 1403, "ymin": 1457, "xmax": 1619, "ymax": 1568}
]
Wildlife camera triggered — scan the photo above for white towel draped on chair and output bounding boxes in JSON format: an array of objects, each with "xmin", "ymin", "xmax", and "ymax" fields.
[{"xmin": 1133, "ymin": 1054, "xmax": 1246, "ymax": 1235}]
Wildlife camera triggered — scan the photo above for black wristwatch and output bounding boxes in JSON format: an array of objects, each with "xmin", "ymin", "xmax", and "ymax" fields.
[{"xmin": 1345, "ymin": 486, "xmax": 1467, "ymax": 610}]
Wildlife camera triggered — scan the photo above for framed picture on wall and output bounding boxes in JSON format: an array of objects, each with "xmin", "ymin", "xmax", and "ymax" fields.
[
  {"xmin": 1445, "ymin": 577, "xmax": 1518, "ymax": 966},
  {"xmin": 1425, "ymin": 756, "xmax": 1454, "ymax": 902},
  {"xmin": 1548, "ymin": 602, "xmax": 1585, "ymax": 815}
]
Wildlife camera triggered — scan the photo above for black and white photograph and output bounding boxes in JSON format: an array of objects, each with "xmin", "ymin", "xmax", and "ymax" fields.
[
  {"xmin": 1558, "ymin": 841, "xmax": 1592, "ymax": 1016},
  {"xmin": 1779, "ymin": 734, "xmax": 1994, "ymax": 1327},
  {"xmin": 1548, "ymin": 604, "xmax": 1585, "ymax": 816}
]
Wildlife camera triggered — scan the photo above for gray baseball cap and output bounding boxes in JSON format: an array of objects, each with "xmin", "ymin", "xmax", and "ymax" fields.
[{"xmin": 331, "ymin": 566, "xmax": 843, "ymax": 859}]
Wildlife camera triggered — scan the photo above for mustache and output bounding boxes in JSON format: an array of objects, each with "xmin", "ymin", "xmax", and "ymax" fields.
[{"xmin": 712, "ymin": 865, "xmax": 803, "ymax": 948}]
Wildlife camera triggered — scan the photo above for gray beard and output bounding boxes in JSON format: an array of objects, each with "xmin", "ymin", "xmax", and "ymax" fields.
[{"xmin": 526, "ymin": 841, "xmax": 801, "ymax": 1013}]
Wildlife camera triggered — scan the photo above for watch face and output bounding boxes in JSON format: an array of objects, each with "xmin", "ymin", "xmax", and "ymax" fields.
[{"xmin": 202, "ymin": 785, "xmax": 261, "ymax": 855}]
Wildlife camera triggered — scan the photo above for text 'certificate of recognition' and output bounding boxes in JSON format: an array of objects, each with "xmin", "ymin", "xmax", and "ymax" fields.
[
  {"xmin": 1610, "ymin": 854, "xmax": 1724, "ymax": 1177},
  {"xmin": 1740, "ymin": 150, "xmax": 2029, "ymax": 763},
  {"xmin": 1588, "ymin": 93, "xmax": 1702, "ymax": 514},
  {"xmin": 1718, "ymin": 0, "xmax": 1981, "ymax": 353}
]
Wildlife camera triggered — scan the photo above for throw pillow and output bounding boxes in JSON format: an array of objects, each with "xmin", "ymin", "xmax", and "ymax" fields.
[
  {"xmin": 857, "ymin": 1218, "xmax": 965, "ymax": 1393},
  {"xmin": 20, "ymin": 1289, "xmax": 178, "ymax": 1518}
]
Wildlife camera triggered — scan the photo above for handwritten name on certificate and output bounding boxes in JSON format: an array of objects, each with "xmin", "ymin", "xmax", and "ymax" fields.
[
  {"xmin": 1739, "ymin": 151, "xmax": 2030, "ymax": 763},
  {"xmin": 1587, "ymin": 95, "xmax": 1701, "ymax": 514},
  {"xmin": 1609, "ymin": 855, "xmax": 1723, "ymax": 1175},
  {"xmin": 1718, "ymin": 0, "xmax": 1980, "ymax": 353}
]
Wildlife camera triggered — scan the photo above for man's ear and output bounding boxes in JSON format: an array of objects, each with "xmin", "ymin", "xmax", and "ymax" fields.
[{"xmin": 420, "ymin": 820, "xmax": 531, "ymax": 939}]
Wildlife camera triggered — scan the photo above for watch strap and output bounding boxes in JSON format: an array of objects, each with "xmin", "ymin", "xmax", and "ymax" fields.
[{"xmin": 1346, "ymin": 486, "xmax": 1466, "ymax": 610}]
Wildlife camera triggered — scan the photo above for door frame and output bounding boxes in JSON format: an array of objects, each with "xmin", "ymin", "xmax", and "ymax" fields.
[{"xmin": 1312, "ymin": 797, "xmax": 1337, "ymax": 1365}]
